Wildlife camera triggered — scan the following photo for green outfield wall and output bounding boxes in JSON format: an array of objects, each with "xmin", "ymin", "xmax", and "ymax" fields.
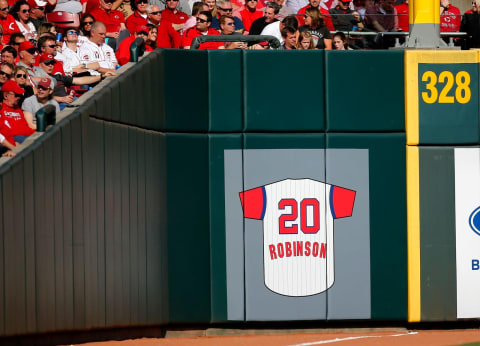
[{"xmin": 0, "ymin": 48, "xmax": 411, "ymax": 336}]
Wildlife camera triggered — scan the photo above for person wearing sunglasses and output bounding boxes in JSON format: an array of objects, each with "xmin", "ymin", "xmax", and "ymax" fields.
[
  {"xmin": 211, "ymin": 0, "xmax": 244, "ymax": 32},
  {"xmin": 116, "ymin": 24, "xmax": 153, "ymax": 65},
  {"xmin": 34, "ymin": 34, "xmax": 66, "ymax": 76},
  {"xmin": 17, "ymin": 41, "xmax": 37, "ymax": 78},
  {"xmin": 13, "ymin": 66, "xmax": 34, "ymax": 100},
  {"xmin": 0, "ymin": 0, "xmax": 21, "ymax": 45},
  {"xmin": 126, "ymin": 0, "xmax": 149, "ymax": 33},
  {"xmin": 0, "ymin": 62, "xmax": 13, "ymax": 87},
  {"xmin": 58, "ymin": 27, "xmax": 100, "ymax": 75},
  {"xmin": 182, "ymin": 1, "xmax": 208, "ymax": 32},
  {"xmin": 161, "ymin": 0, "xmax": 189, "ymax": 32},
  {"xmin": 22, "ymin": 77, "xmax": 59, "ymax": 130},
  {"xmin": 146, "ymin": 4, "xmax": 161, "ymax": 26},
  {"xmin": 219, "ymin": 15, "xmax": 247, "ymax": 48},
  {"xmin": 27, "ymin": 0, "xmax": 47, "ymax": 30},
  {"xmin": 181, "ymin": 10, "xmax": 224, "ymax": 48},
  {"xmin": 91, "ymin": 0, "xmax": 126, "ymax": 40},
  {"xmin": 155, "ymin": 8, "xmax": 182, "ymax": 48},
  {"xmin": 10, "ymin": 0, "xmax": 37, "ymax": 42},
  {"xmin": 0, "ymin": 80, "xmax": 34, "ymax": 144}
]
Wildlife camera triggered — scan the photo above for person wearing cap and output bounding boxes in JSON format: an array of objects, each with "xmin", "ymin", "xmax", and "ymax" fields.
[
  {"xmin": 0, "ymin": 80, "xmax": 34, "ymax": 144},
  {"xmin": 328, "ymin": 0, "xmax": 355, "ymax": 30},
  {"xmin": 0, "ymin": 0, "xmax": 21, "ymax": 45},
  {"xmin": 126, "ymin": 0, "xmax": 149, "ymax": 33},
  {"xmin": 59, "ymin": 27, "xmax": 101, "ymax": 75},
  {"xmin": 181, "ymin": 10, "xmax": 224, "ymax": 49},
  {"xmin": 115, "ymin": 24, "xmax": 158, "ymax": 65},
  {"xmin": 22, "ymin": 76, "xmax": 59, "ymax": 130},
  {"xmin": 91, "ymin": 0, "xmax": 126, "ymax": 39},
  {"xmin": 161, "ymin": 0, "xmax": 189, "ymax": 32},
  {"xmin": 78, "ymin": 21, "xmax": 117, "ymax": 75},
  {"xmin": 35, "ymin": 52, "xmax": 114, "ymax": 108},
  {"xmin": 17, "ymin": 40, "xmax": 37, "ymax": 78},
  {"xmin": 28, "ymin": 0, "xmax": 47, "ymax": 30},
  {"xmin": 35, "ymin": 34, "xmax": 66, "ymax": 76}
]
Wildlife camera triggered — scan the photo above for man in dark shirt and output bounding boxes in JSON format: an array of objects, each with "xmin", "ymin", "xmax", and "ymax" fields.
[{"xmin": 249, "ymin": 1, "xmax": 280, "ymax": 35}]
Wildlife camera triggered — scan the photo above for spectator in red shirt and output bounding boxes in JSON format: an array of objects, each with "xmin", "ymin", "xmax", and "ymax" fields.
[
  {"xmin": 182, "ymin": 10, "xmax": 225, "ymax": 48},
  {"xmin": 126, "ymin": 0, "xmax": 148, "ymax": 33},
  {"xmin": 440, "ymin": 0, "xmax": 461, "ymax": 32},
  {"xmin": 156, "ymin": 12, "xmax": 182, "ymax": 48},
  {"xmin": 0, "ymin": 80, "xmax": 34, "ymax": 144},
  {"xmin": 162, "ymin": 0, "xmax": 189, "ymax": 32},
  {"xmin": 91, "ymin": 0, "xmax": 126, "ymax": 38},
  {"xmin": 116, "ymin": 24, "xmax": 153, "ymax": 65},
  {"xmin": 0, "ymin": 0, "xmax": 21, "ymax": 45},
  {"xmin": 237, "ymin": 0, "xmax": 262, "ymax": 32},
  {"xmin": 183, "ymin": 2, "xmax": 209, "ymax": 32},
  {"xmin": 395, "ymin": 0, "xmax": 408, "ymax": 32}
]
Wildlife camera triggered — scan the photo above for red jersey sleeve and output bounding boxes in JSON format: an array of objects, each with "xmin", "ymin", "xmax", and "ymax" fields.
[
  {"xmin": 330, "ymin": 186, "xmax": 356, "ymax": 219},
  {"xmin": 239, "ymin": 186, "xmax": 266, "ymax": 220},
  {"xmin": 181, "ymin": 27, "xmax": 194, "ymax": 48}
]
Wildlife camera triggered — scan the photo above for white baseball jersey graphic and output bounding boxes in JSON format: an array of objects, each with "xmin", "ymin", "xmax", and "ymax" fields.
[{"xmin": 239, "ymin": 178, "xmax": 356, "ymax": 297}]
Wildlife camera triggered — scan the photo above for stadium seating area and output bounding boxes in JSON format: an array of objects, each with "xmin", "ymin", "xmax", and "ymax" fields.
[{"xmin": 0, "ymin": 0, "xmax": 473, "ymax": 157}]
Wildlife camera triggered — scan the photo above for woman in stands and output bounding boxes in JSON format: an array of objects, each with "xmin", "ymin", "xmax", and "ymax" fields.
[
  {"xmin": 296, "ymin": 30, "xmax": 315, "ymax": 49},
  {"xmin": 299, "ymin": 7, "xmax": 332, "ymax": 49},
  {"xmin": 37, "ymin": 22, "xmax": 58, "ymax": 38},
  {"xmin": 11, "ymin": 1, "xmax": 37, "ymax": 42},
  {"xmin": 13, "ymin": 66, "xmax": 34, "ymax": 105},
  {"xmin": 80, "ymin": 14, "xmax": 95, "ymax": 38}
]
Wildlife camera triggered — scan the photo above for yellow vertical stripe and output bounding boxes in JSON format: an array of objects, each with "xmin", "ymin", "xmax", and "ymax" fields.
[
  {"xmin": 405, "ymin": 51, "xmax": 419, "ymax": 146},
  {"xmin": 407, "ymin": 146, "xmax": 421, "ymax": 322}
]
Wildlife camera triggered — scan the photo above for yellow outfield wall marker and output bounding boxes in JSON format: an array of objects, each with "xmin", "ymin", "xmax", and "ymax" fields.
[
  {"xmin": 404, "ymin": 50, "xmax": 479, "ymax": 146},
  {"xmin": 407, "ymin": 145, "xmax": 421, "ymax": 323}
]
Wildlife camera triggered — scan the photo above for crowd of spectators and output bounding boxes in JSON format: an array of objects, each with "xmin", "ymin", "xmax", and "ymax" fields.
[{"xmin": 0, "ymin": 0, "xmax": 474, "ymax": 157}]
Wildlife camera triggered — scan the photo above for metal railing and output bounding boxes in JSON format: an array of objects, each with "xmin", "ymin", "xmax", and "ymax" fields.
[{"xmin": 191, "ymin": 35, "xmax": 281, "ymax": 49}]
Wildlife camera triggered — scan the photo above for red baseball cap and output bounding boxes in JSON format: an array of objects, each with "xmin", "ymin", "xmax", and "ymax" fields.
[
  {"xmin": 18, "ymin": 41, "xmax": 36, "ymax": 53},
  {"xmin": 38, "ymin": 77, "xmax": 54, "ymax": 89},
  {"xmin": 39, "ymin": 53, "xmax": 56, "ymax": 63},
  {"xmin": 1, "ymin": 80, "xmax": 25, "ymax": 94},
  {"xmin": 135, "ymin": 25, "xmax": 148, "ymax": 34}
]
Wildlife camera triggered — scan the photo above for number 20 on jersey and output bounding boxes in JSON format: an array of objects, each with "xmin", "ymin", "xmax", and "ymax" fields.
[{"xmin": 278, "ymin": 199, "xmax": 320, "ymax": 234}]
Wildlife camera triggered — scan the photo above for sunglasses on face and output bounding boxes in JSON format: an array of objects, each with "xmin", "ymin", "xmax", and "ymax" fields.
[
  {"xmin": 33, "ymin": 6, "xmax": 45, "ymax": 10},
  {"xmin": 26, "ymin": 48, "xmax": 36, "ymax": 54},
  {"xmin": 226, "ymin": 22, "xmax": 234, "ymax": 26},
  {"xmin": 83, "ymin": 21, "xmax": 93, "ymax": 25},
  {"xmin": 38, "ymin": 85, "xmax": 49, "ymax": 90},
  {"xmin": 20, "ymin": 9, "xmax": 29, "ymax": 13},
  {"xmin": 7, "ymin": 92, "xmax": 22, "ymax": 98},
  {"xmin": 16, "ymin": 73, "xmax": 26, "ymax": 78},
  {"xmin": 136, "ymin": 0, "xmax": 148, "ymax": 4},
  {"xmin": 0, "ymin": 6, "xmax": 8, "ymax": 11},
  {"xmin": 44, "ymin": 44, "xmax": 56, "ymax": 48},
  {"xmin": 218, "ymin": 6, "xmax": 232, "ymax": 11},
  {"xmin": 67, "ymin": 30, "xmax": 78, "ymax": 35},
  {"xmin": 0, "ymin": 71, "xmax": 10, "ymax": 77},
  {"xmin": 150, "ymin": 10, "xmax": 161, "ymax": 14},
  {"xmin": 43, "ymin": 61, "xmax": 55, "ymax": 66},
  {"xmin": 196, "ymin": 17, "xmax": 207, "ymax": 22}
]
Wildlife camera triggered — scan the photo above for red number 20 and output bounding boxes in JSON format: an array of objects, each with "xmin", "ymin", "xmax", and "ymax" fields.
[{"xmin": 278, "ymin": 198, "xmax": 320, "ymax": 234}]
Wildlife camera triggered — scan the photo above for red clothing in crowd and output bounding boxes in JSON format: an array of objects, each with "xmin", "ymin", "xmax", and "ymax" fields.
[
  {"xmin": 157, "ymin": 22, "xmax": 182, "ymax": 48},
  {"xmin": 395, "ymin": 3, "xmax": 409, "ymax": 32},
  {"xmin": 0, "ymin": 15, "xmax": 20, "ymax": 44},
  {"xmin": 181, "ymin": 27, "xmax": 223, "ymax": 49},
  {"xmin": 84, "ymin": 0, "xmax": 100, "ymax": 15},
  {"xmin": 0, "ymin": 104, "xmax": 34, "ymax": 137},
  {"xmin": 238, "ymin": 7, "xmax": 263, "ymax": 32},
  {"xmin": 297, "ymin": 5, "xmax": 334, "ymax": 30},
  {"xmin": 160, "ymin": 8, "xmax": 188, "ymax": 25},
  {"xmin": 90, "ymin": 8, "xmax": 125, "ymax": 33},
  {"xmin": 441, "ymin": 5, "xmax": 461, "ymax": 32},
  {"xmin": 0, "ymin": 119, "xmax": 15, "ymax": 146},
  {"xmin": 34, "ymin": 55, "xmax": 65, "ymax": 75},
  {"xmin": 116, "ymin": 35, "xmax": 153, "ymax": 65},
  {"xmin": 125, "ymin": 11, "xmax": 148, "ymax": 33}
]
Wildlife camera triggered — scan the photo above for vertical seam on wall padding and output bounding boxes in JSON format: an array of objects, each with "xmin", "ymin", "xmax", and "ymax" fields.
[
  {"xmin": 407, "ymin": 145, "xmax": 421, "ymax": 322},
  {"xmin": 405, "ymin": 51, "xmax": 419, "ymax": 146}
]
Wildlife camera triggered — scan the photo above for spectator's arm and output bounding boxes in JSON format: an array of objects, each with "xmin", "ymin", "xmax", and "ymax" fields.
[
  {"xmin": 393, "ymin": 8, "xmax": 398, "ymax": 31},
  {"xmin": 72, "ymin": 75, "xmax": 102, "ymax": 85},
  {"xmin": 168, "ymin": 25, "xmax": 182, "ymax": 48},
  {"xmin": 371, "ymin": 20, "xmax": 385, "ymax": 31},
  {"xmin": 2, "ymin": 150, "xmax": 15, "ymax": 157},
  {"xmin": 54, "ymin": 95, "xmax": 74, "ymax": 103},
  {"xmin": 23, "ymin": 111, "xmax": 36, "ymax": 130},
  {"xmin": 112, "ymin": 0, "xmax": 123, "ymax": 10},
  {"xmin": 0, "ymin": 136, "xmax": 15, "ymax": 150}
]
